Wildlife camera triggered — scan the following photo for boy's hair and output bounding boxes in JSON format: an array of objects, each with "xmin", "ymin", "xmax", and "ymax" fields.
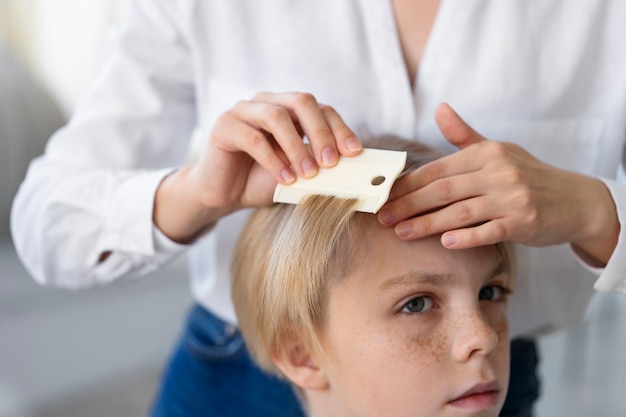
[
  {"xmin": 232, "ymin": 194, "xmax": 361, "ymax": 376},
  {"xmin": 231, "ymin": 136, "xmax": 513, "ymax": 378}
]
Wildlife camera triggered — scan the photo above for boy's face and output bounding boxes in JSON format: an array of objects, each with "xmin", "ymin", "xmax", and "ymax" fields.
[{"xmin": 318, "ymin": 218, "xmax": 511, "ymax": 417}]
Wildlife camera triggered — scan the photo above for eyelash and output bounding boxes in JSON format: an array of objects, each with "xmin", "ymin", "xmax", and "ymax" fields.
[
  {"xmin": 479, "ymin": 284, "xmax": 513, "ymax": 302},
  {"xmin": 400, "ymin": 284, "xmax": 513, "ymax": 315},
  {"xmin": 401, "ymin": 295, "xmax": 434, "ymax": 314}
]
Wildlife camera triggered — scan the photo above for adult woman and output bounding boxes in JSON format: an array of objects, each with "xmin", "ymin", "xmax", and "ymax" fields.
[{"xmin": 11, "ymin": 1, "xmax": 626, "ymax": 416}]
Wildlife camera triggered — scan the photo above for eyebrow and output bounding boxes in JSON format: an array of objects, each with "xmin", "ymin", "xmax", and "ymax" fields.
[{"xmin": 377, "ymin": 260, "xmax": 509, "ymax": 291}]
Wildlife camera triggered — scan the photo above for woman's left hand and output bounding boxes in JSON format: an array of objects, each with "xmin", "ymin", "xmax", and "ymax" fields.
[{"xmin": 378, "ymin": 103, "xmax": 619, "ymax": 266}]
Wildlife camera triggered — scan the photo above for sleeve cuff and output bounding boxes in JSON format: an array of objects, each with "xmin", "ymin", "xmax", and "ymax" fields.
[
  {"xmin": 577, "ymin": 177, "xmax": 626, "ymax": 293},
  {"xmin": 100, "ymin": 167, "xmax": 180, "ymax": 257},
  {"xmin": 153, "ymin": 221, "xmax": 189, "ymax": 253}
]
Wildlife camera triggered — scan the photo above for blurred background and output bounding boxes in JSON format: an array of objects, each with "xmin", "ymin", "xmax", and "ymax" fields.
[
  {"xmin": 0, "ymin": 1, "xmax": 191, "ymax": 416},
  {"xmin": 0, "ymin": 1, "xmax": 625, "ymax": 416}
]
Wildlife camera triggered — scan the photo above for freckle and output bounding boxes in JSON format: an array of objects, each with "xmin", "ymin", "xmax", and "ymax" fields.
[{"xmin": 404, "ymin": 329, "xmax": 448, "ymax": 365}]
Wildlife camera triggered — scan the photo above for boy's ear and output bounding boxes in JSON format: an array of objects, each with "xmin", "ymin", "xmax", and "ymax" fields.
[{"xmin": 272, "ymin": 342, "xmax": 329, "ymax": 391}]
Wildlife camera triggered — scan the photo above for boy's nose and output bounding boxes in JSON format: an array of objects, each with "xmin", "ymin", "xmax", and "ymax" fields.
[{"xmin": 452, "ymin": 310, "xmax": 500, "ymax": 362}]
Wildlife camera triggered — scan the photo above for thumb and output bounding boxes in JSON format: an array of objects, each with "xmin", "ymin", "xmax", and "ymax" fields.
[{"xmin": 434, "ymin": 103, "xmax": 486, "ymax": 150}]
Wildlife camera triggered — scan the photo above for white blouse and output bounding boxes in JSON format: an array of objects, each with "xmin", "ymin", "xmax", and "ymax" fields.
[{"xmin": 11, "ymin": 0, "xmax": 626, "ymax": 338}]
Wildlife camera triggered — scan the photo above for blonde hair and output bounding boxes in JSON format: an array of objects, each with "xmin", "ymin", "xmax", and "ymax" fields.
[
  {"xmin": 232, "ymin": 195, "xmax": 359, "ymax": 373},
  {"xmin": 231, "ymin": 136, "xmax": 443, "ymax": 374},
  {"xmin": 231, "ymin": 136, "xmax": 514, "ymax": 378}
]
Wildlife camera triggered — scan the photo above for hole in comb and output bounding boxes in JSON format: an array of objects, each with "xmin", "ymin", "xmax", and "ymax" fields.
[{"xmin": 371, "ymin": 176, "xmax": 386, "ymax": 186}]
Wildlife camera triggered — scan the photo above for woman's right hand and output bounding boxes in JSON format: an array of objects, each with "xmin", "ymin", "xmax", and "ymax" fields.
[{"xmin": 154, "ymin": 92, "xmax": 362, "ymax": 243}]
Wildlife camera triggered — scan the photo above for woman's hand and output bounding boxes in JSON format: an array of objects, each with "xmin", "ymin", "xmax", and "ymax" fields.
[
  {"xmin": 154, "ymin": 92, "xmax": 362, "ymax": 243},
  {"xmin": 378, "ymin": 103, "xmax": 619, "ymax": 266}
]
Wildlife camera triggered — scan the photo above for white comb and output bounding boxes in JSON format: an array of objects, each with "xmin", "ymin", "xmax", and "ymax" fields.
[{"xmin": 273, "ymin": 148, "xmax": 407, "ymax": 213}]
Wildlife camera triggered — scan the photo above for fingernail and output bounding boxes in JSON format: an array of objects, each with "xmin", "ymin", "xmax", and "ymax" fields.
[
  {"xmin": 378, "ymin": 208, "xmax": 395, "ymax": 225},
  {"xmin": 281, "ymin": 168, "xmax": 296, "ymax": 184},
  {"xmin": 396, "ymin": 222, "xmax": 413, "ymax": 239},
  {"xmin": 346, "ymin": 137, "xmax": 362, "ymax": 152},
  {"xmin": 442, "ymin": 234, "xmax": 458, "ymax": 247},
  {"xmin": 301, "ymin": 158, "xmax": 318, "ymax": 177},
  {"xmin": 321, "ymin": 147, "xmax": 338, "ymax": 167}
]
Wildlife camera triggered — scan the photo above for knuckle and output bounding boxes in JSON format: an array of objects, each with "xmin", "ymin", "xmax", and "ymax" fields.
[
  {"xmin": 319, "ymin": 104, "xmax": 337, "ymax": 115},
  {"xmin": 425, "ymin": 162, "xmax": 447, "ymax": 184},
  {"xmin": 434, "ymin": 179, "xmax": 455, "ymax": 202},
  {"xmin": 280, "ymin": 140, "xmax": 301, "ymax": 157},
  {"xmin": 492, "ymin": 222, "xmax": 508, "ymax": 241},
  {"xmin": 261, "ymin": 152, "xmax": 281, "ymax": 170},
  {"xmin": 467, "ymin": 229, "xmax": 482, "ymax": 247},
  {"xmin": 215, "ymin": 111, "xmax": 233, "ymax": 126},
  {"xmin": 311, "ymin": 126, "xmax": 333, "ymax": 140},
  {"xmin": 514, "ymin": 188, "xmax": 536, "ymax": 213},
  {"xmin": 337, "ymin": 128, "xmax": 357, "ymax": 143},
  {"xmin": 510, "ymin": 192, "xmax": 541, "ymax": 240},
  {"xmin": 396, "ymin": 195, "xmax": 414, "ymax": 215},
  {"xmin": 526, "ymin": 205, "xmax": 541, "ymax": 226},
  {"xmin": 294, "ymin": 92, "xmax": 317, "ymax": 108},
  {"xmin": 392, "ymin": 178, "xmax": 413, "ymax": 199},
  {"xmin": 418, "ymin": 216, "xmax": 434, "ymax": 235},
  {"xmin": 503, "ymin": 166, "xmax": 525, "ymax": 185},
  {"xmin": 252, "ymin": 91, "xmax": 270, "ymax": 101},
  {"xmin": 232, "ymin": 99, "xmax": 249, "ymax": 110},
  {"xmin": 483, "ymin": 141, "xmax": 508, "ymax": 158},
  {"xmin": 245, "ymin": 131, "xmax": 267, "ymax": 148},
  {"xmin": 265, "ymin": 106, "xmax": 290, "ymax": 124},
  {"xmin": 455, "ymin": 203, "xmax": 473, "ymax": 223}
]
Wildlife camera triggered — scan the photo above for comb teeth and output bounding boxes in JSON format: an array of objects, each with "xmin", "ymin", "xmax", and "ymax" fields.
[{"xmin": 273, "ymin": 148, "xmax": 407, "ymax": 213}]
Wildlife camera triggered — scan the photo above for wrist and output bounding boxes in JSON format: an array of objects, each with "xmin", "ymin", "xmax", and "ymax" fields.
[
  {"xmin": 153, "ymin": 166, "xmax": 229, "ymax": 244},
  {"xmin": 571, "ymin": 176, "xmax": 620, "ymax": 267}
]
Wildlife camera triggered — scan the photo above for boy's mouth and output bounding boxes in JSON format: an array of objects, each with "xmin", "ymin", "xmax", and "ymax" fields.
[{"xmin": 448, "ymin": 380, "xmax": 501, "ymax": 410}]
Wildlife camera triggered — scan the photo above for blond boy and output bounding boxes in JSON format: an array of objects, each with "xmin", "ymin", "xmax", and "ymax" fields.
[{"xmin": 232, "ymin": 137, "xmax": 515, "ymax": 417}]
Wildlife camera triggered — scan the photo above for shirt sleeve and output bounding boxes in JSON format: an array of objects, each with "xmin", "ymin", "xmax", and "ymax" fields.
[
  {"xmin": 10, "ymin": 0, "xmax": 196, "ymax": 289},
  {"xmin": 591, "ymin": 177, "xmax": 626, "ymax": 292}
]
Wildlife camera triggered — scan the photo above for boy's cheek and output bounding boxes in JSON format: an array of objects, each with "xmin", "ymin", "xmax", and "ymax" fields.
[{"xmin": 484, "ymin": 304, "xmax": 510, "ymax": 330}]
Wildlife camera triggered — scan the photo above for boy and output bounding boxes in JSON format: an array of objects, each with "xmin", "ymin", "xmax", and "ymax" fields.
[{"xmin": 231, "ymin": 137, "xmax": 515, "ymax": 417}]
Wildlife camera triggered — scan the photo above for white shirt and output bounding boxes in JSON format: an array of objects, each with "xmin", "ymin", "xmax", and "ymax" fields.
[{"xmin": 11, "ymin": 0, "xmax": 626, "ymax": 338}]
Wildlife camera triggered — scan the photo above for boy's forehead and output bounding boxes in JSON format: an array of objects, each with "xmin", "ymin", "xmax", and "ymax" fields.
[
  {"xmin": 374, "ymin": 257, "xmax": 509, "ymax": 291},
  {"xmin": 347, "ymin": 222, "xmax": 509, "ymax": 285}
]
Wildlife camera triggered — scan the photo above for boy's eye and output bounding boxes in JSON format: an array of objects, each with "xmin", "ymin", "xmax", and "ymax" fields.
[
  {"xmin": 479, "ymin": 285, "xmax": 510, "ymax": 302},
  {"xmin": 402, "ymin": 296, "xmax": 433, "ymax": 314}
]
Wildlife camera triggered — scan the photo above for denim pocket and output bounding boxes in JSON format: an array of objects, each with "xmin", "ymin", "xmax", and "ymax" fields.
[{"xmin": 182, "ymin": 304, "xmax": 246, "ymax": 360}]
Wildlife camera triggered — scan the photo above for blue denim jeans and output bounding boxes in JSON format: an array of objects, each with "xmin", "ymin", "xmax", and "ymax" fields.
[
  {"xmin": 149, "ymin": 304, "xmax": 305, "ymax": 417},
  {"xmin": 149, "ymin": 304, "xmax": 539, "ymax": 417},
  {"xmin": 500, "ymin": 338, "xmax": 541, "ymax": 417}
]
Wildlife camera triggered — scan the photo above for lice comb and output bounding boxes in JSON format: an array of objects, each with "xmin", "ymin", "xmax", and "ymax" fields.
[{"xmin": 273, "ymin": 148, "xmax": 407, "ymax": 213}]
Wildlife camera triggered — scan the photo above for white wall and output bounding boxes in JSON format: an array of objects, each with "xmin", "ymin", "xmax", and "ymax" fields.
[{"xmin": 0, "ymin": 0, "xmax": 128, "ymax": 114}]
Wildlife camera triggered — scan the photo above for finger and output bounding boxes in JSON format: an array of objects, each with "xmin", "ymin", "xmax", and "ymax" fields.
[
  {"xmin": 230, "ymin": 99, "xmax": 319, "ymax": 178},
  {"xmin": 391, "ymin": 197, "xmax": 495, "ymax": 241},
  {"xmin": 279, "ymin": 92, "xmax": 341, "ymax": 167},
  {"xmin": 381, "ymin": 171, "xmax": 487, "ymax": 226},
  {"xmin": 256, "ymin": 92, "xmax": 361, "ymax": 167},
  {"xmin": 440, "ymin": 219, "xmax": 511, "ymax": 249},
  {"xmin": 387, "ymin": 149, "xmax": 486, "ymax": 201},
  {"xmin": 320, "ymin": 105, "xmax": 362, "ymax": 156},
  {"xmin": 434, "ymin": 103, "xmax": 486, "ymax": 149},
  {"xmin": 213, "ymin": 112, "xmax": 297, "ymax": 185},
  {"xmin": 254, "ymin": 92, "xmax": 336, "ymax": 168},
  {"xmin": 270, "ymin": 139, "xmax": 291, "ymax": 167}
]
